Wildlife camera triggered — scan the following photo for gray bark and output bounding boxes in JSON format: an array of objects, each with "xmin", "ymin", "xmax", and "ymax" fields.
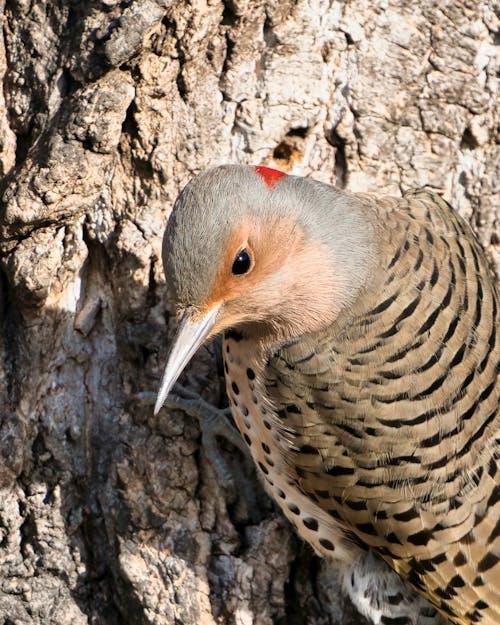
[{"xmin": 0, "ymin": 1, "xmax": 497, "ymax": 624}]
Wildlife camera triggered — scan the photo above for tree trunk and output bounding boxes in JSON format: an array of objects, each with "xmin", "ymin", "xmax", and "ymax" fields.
[{"xmin": 0, "ymin": 1, "xmax": 497, "ymax": 623}]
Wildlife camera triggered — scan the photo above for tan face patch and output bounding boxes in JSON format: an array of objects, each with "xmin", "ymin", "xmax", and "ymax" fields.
[
  {"xmin": 202, "ymin": 217, "xmax": 299, "ymax": 309},
  {"xmin": 201, "ymin": 216, "xmax": 340, "ymax": 341}
]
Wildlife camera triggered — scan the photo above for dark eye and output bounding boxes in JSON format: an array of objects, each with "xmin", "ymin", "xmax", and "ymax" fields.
[{"xmin": 232, "ymin": 248, "xmax": 252, "ymax": 275}]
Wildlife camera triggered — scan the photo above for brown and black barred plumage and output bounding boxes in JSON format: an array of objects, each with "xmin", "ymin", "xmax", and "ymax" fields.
[{"xmin": 156, "ymin": 166, "xmax": 500, "ymax": 625}]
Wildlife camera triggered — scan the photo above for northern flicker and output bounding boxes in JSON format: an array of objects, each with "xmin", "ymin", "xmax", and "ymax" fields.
[{"xmin": 155, "ymin": 165, "xmax": 500, "ymax": 625}]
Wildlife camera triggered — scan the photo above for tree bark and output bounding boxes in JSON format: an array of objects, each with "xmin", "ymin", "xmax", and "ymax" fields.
[{"xmin": 0, "ymin": 1, "xmax": 497, "ymax": 624}]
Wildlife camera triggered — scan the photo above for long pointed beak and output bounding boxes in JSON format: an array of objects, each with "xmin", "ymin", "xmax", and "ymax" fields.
[{"xmin": 154, "ymin": 305, "xmax": 220, "ymax": 415}]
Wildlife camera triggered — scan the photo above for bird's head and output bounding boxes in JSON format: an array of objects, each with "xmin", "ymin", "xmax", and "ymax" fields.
[{"xmin": 155, "ymin": 164, "xmax": 376, "ymax": 413}]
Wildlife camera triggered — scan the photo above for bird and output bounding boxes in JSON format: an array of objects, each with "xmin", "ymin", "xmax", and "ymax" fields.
[{"xmin": 154, "ymin": 164, "xmax": 500, "ymax": 625}]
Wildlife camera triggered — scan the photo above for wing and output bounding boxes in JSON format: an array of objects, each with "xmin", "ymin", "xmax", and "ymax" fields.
[{"xmin": 264, "ymin": 190, "xmax": 500, "ymax": 624}]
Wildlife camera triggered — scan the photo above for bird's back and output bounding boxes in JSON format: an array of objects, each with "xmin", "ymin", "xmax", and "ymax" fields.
[{"xmin": 262, "ymin": 190, "xmax": 500, "ymax": 625}]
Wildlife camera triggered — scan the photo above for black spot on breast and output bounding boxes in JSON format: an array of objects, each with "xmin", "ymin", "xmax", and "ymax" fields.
[
  {"xmin": 319, "ymin": 537, "xmax": 335, "ymax": 551},
  {"xmin": 261, "ymin": 442, "xmax": 270, "ymax": 454},
  {"xmin": 243, "ymin": 434, "xmax": 251, "ymax": 446},
  {"xmin": 303, "ymin": 517, "xmax": 319, "ymax": 531},
  {"xmin": 258, "ymin": 461, "xmax": 269, "ymax": 475},
  {"xmin": 224, "ymin": 361, "xmax": 229, "ymax": 374},
  {"xmin": 287, "ymin": 502, "xmax": 300, "ymax": 515},
  {"xmin": 276, "ymin": 487, "xmax": 286, "ymax": 499},
  {"xmin": 246, "ymin": 367, "xmax": 255, "ymax": 380},
  {"xmin": 231, "ymin": 381, "xmax": 239, "ymax": 395},
  {"xmin": 240, "ymin": 405, "xmax": 249, "ymax": 416}
]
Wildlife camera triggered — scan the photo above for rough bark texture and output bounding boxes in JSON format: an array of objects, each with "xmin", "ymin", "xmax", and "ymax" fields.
[{"xmin": 0, "ymin": 1, "xmax": 497, "ymax": 624}]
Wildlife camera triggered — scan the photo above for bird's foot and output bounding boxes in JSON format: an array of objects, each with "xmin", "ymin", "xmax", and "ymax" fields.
[
  {"xmin": 134, "ymin": 385, "xmax": 248, "ymax": 493},
  {"xmin": 343, "ymin": 551, "xmax": 448, "ymax": 625}
]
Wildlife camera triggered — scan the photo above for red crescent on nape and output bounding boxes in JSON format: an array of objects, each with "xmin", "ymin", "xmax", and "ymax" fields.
[{"xmin": 254, "ymin": 165, "xmax": 287, "ymax": 189}]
